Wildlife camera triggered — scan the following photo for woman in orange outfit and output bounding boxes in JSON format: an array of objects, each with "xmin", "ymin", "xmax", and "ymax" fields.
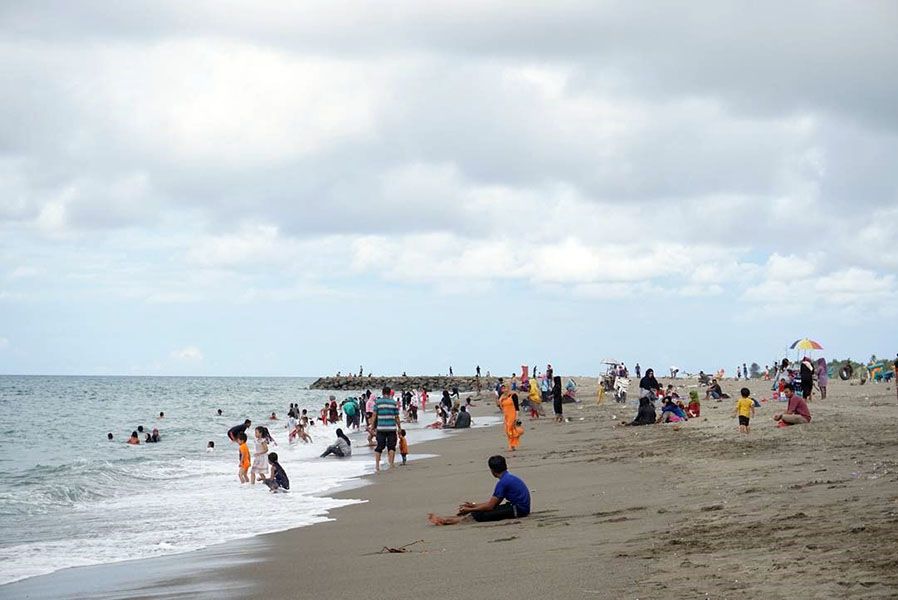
[{"xmin": 499, "ymin": 385, "xmax": 519, "ymax": 451}]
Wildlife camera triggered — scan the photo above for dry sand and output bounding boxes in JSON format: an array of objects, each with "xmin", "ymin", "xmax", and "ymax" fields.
[
  {"xmin": 156, "ymin": 375, "xmax": 898, "ymax": 600},
  {"xmin": 10, "ymin": 376, "xmax": 895, "ymax": 599}
]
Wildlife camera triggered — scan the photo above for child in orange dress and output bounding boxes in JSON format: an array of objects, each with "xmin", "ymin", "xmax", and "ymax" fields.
[
  {"xmin": 509, "ymin": 420, "xmax": 524, "ymax": 451},
  {"xmin": 237, "ymin": 432, "xmax": 250, "ymax": 483},
  {"xmin": 399, "ymin": 429, "xmax": 409, "ymax": 465}
]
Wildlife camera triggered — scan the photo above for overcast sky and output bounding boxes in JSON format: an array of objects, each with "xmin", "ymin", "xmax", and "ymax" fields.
[{"xmin": 1, "ymin": 1, "xmax": 896, "ymax": 377}]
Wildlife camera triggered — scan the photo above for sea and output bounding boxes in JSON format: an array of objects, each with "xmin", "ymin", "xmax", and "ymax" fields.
[{"xmin": 0, "ymin": 376, "xmax": 480, "ymax": 586}]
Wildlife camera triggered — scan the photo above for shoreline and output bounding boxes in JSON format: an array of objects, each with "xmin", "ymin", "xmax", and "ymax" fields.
[{"xmin": 0, "ymin": 397, "xmax": 502, "ymax": 599}]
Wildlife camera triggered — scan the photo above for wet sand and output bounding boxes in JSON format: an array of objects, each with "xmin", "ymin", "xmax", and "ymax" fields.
[{"xmin": 5, "ymin": 376, "xmax": 897, "ymax": 599}]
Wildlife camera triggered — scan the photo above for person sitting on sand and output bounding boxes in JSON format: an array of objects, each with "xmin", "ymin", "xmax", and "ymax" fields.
[
  {"xmin": 454, "ymin": 406, "xmax": 472, "ymax": 428},
  {"xmin": 686, "ymin": 390, "xmax": 701, "ymax": 418},
  {"xmin": 774, "ymin": 384, "xmax": 812, "ymax": 425},
  {"xmin": 428, "ymin": 455, "xmax": 530, "ymax": 525},
  {"xmin": 320, "ymin": 428, "xmax": 352, "ymax": 458},
  {"xmin": 657, "ymin": 397, "xmax": 687, "ymax": 423},
  {"xmin": 704, "ymin": 379, "xmax": 724, "ymax": 401},
  {"xmin": 621, "ymin": 396, "xmax": 656, "ymax": 426}
]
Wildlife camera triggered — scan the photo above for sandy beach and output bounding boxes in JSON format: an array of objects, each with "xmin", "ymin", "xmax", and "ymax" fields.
[
  {"xmin": 5, "ymin": 376, "xmax": 897, "ymax": 599},
  {"xmin": 167, "ymin": 377, "xmax": 898, "ymax": 598}
]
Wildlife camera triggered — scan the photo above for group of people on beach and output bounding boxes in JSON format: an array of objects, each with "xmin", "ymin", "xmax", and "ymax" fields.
[{"xmin": 623, "ymin": 364, "xmax": 813, "ymax": 432}]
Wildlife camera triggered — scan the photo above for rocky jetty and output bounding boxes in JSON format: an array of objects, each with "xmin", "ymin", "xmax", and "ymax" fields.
[{"xmin": 309, "ymin": 376, "xmax": 500, "ymax": 393}]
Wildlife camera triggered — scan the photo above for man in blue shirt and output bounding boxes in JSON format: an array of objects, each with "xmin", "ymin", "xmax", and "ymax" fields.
[{"xmin": 428, "ymin": 455, "xmax": 530, "ymax": 525}]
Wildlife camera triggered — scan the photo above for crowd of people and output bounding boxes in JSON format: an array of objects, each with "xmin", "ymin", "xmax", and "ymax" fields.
[{"xmin": 203, "ymin": 356, "xmax": 829, "ymax": 522}]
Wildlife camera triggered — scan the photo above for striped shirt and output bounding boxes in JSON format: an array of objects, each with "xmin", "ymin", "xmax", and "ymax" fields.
[{"xmin": 374, "ymin": 397, "xmax": 399, "ymax": 431}]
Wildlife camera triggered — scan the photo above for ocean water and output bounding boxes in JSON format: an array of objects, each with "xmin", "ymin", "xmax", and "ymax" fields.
[{"xmin": 0, "ymin": 376, "xmax": 478, "ymax": 586}]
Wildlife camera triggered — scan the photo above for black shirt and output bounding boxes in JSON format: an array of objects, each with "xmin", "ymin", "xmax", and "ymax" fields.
[{"xmin": 228, "ymin": 423, "xmax": 249, "ymax": 439}]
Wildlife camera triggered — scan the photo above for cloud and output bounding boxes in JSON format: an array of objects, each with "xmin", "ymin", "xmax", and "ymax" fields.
[
  {"xmin": 171, "ymin": 346, "xmax": 203, "ymax": 361},
  {"xmin": 0, "ymin": 337, "xmax": 9, "ymax": 349},
  {"xmin": 0, "ymin": 2, "xmax": 896, "ymax": 375}
]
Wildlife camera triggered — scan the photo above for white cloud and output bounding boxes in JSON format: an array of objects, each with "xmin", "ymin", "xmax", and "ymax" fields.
[
  {"xmin": 7, "ymin": 266, "xmax": 42, "ymax": 280},
  {"xmin": 171, "ymin": 346, "xmax": 203, "ymax": 361}
]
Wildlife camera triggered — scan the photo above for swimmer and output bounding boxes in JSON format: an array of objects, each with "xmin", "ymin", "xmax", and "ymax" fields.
[
  {"xmin": 269, "ymin": 412, "xmax": 277, "ymax": 420},
  {"xmin": 217, "ymin": 409, "xmax": 223, "ymax": 416},
  {"xmin": 158, "ymin": 411, "xmax": 164, "ymax": 419},
  {"xmin": 206, "ymin": 441, "xmax": 215, "ymax": 452},
  {"xmin": 107, "ymin": 433, "xmax": 114, "ymax": 441},
  {"xmin": 127, "ymin": 431, "xmax": 140, "ymax": 445}
]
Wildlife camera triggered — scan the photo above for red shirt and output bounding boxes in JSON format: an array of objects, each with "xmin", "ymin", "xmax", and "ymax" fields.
[{"xmin": 787, "ymin": 394, "xmax": 811, "ymax": 422}]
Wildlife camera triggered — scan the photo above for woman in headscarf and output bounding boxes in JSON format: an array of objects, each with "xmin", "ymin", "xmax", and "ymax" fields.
[
  {"xmin": 441, "ymin": 390, "xmax": 453, "ymax": 413},
  {"xmin": 814, "ymin": 357, "xmax": 828, "ymax": 400},
  {"xmin": 552, "ymin": 376, "xmax": 564, "ymax": 423},
  {"xmin": 498, "ymin": 385, "xmax": 518, "ymax": 450},
  {"xmin": 639, "ymin": 368, "xmax": 661, "ymax": 399},
  {"xmin": 800, "ymin": 357, "xmax": 814, "ymax": 401},
  {"xmin": 320, "ymin": 428, "xmax": 352, "ymax": 458},
  {"xmin": 528, "ymin": 377, "xmax": 544, "ymax": 419},
  {"xmin": 621, "ymin": 396, "xmax": 656, "ymax": 426}
]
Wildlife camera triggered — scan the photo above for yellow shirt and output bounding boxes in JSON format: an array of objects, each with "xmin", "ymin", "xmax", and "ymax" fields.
[{"xmin": 735, "ymin": 397, "xmax": 754, "ymax": 418}]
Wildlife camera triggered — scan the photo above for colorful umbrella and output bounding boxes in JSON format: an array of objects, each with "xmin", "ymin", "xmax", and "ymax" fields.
[{"xmin": 790, "ymin": 338, "xmax": 823, "ymax": 350}]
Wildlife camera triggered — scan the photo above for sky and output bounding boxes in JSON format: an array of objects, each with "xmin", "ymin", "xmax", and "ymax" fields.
[{"xmin": 1, "ymin": 1, "xmax": 897, "ymax": 377}]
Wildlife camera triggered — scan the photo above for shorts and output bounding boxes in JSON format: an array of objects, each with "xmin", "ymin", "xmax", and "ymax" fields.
[
  {"xmin": 375, "ymin": 430, "xmax": 397, "ymax": 453},
  {"xmin": 471, "ymin": 502, "xmax": 525, "ymax": 522},
  {"xmin": 738, "ymin": 415, "xmax": 750, "ymax": 426}
]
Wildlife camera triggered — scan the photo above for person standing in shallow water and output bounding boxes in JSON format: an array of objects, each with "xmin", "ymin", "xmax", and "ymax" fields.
[{"xmin": 373, "ymin": 386, "xmax": 401, "ymax": 472}]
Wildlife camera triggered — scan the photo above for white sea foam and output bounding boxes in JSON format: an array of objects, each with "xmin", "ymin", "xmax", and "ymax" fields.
[{"xmin": 0, "ymin": 376, "xmax": 495, "ymax": 586}]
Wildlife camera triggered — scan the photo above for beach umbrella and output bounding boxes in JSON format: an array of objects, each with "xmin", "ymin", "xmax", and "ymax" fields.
[{"xmin": 789, "ymin": 338, "xmax": 823, "ymax": 350}]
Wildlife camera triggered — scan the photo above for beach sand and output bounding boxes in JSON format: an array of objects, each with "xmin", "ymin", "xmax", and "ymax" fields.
[
  {"xmin": 173, "ymin": 376, "xmax": 898, "ymax": 599},
  {"xmin": 5, "ymin": 376, "xmax": 897, "ymax": 599}
]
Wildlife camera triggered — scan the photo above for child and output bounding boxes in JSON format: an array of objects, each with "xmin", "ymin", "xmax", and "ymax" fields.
[
  {"xmin": 300, "ymin": 409, "xmax": 309, "ymax": 428},
  {"xmin": 687, "ymin": 390, "xmax": 701, "ymax": 418},
  {"xmin": 206, "ymin": 440, "xmax": 215, "ymax": 452},
  {"xmin": 399, "ymin": 429, "xmax": 409, "ymax": 465},
  {"xmin": 733, "ymin": 387, "xmax": 755, "ymax": 434},
  {"xmin": 261, "ymin": 452, "xmax": 290, "ymax": 492},
  {"xmin": 509, "ymin": 420, "xmax": 524, "ymax": 451},
  {"xmin": 237, "ymin": 432, "xmax": 250, "ymax": 483},
  {"xmin": 251, "ymin": 426, "xmax": 270, "ymax": 484},
  {"xmin": 294, "ymin": 423, "xmax": 312, "ymax": 443}
]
